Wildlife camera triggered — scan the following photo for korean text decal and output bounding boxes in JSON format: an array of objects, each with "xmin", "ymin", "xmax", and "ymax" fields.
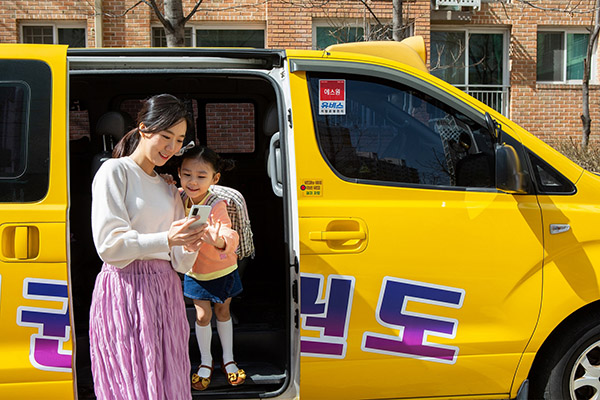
[
  {"xmin": 300, "ymin": 273, "xmax": 355, "ymax": 358},
  {"xmin": 362, "ymin": 277, "xmax": 465, "ymax": 364},
  {"xmin": 300, "ymin": 179, "xmax": 323, "ymax": 196},
  {"xmin": 318, "ymin": 79, "xmax": 346, "ymax": 115},
  {"xmin": 300, "ymin": 274, "xmax": 465, "ymax": 364},
  {"xmin": 17, "ymin": 278, "xmax": 72, "ymax": 372}
]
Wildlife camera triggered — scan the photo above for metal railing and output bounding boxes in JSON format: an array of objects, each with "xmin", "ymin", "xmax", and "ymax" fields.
[{"xmin": 456, "ymin": 85, "xmax": 510, "ymax": 117}]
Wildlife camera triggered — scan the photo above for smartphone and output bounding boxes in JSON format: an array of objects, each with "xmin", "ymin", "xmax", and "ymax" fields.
[{"xmin": 187, "ymin": 205, "xmax": 211, "ymax": 229}]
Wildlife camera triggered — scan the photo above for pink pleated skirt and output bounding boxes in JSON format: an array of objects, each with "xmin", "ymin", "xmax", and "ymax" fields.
[{"xmin": 89, "ymin": 260, "xmax": 192, "ymax": 400}]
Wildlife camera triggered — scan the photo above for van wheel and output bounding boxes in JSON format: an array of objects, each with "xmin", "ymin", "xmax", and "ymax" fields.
[{"xmin": 530, "ymin": 321, "xmax": 600, "ymax": 399}]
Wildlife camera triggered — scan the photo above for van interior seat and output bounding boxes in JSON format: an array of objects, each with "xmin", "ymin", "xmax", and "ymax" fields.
[{"xmin": 91, "ymin": 111, "xmax": 134, "ymax": 177}]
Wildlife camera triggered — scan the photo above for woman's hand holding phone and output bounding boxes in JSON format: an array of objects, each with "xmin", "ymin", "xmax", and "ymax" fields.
[{"xmin": 187, "ymin": 205, "xmax": 211, "ymax": 229}]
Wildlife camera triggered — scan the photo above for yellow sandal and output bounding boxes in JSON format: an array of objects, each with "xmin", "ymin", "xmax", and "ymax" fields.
[
  {"xmin": 191, "ymin": 365, "xmax": 213, "ymax": 391},
  {"xmin": 222, "ymin": 361, "xmax": 246, "ymax": 386}
]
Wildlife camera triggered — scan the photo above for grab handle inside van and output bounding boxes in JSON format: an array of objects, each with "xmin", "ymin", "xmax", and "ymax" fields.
[{"xmin": 268, "ymin": 132, "xmax": 283, "ymax": 197}]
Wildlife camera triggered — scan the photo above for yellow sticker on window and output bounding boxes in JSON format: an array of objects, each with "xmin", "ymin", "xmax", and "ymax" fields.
[{"xmin": 300, "ymin": 179, "xmax": 323, "ymax": 196}]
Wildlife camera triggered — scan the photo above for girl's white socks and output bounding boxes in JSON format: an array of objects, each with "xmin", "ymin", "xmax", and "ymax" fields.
[
  {"xmin": 217, "ymin": 318, "xmax": 238, "ymax": 374},
  {"xmin": 195, "ymin": 322, "xmax": 213, "ymax": 378}
]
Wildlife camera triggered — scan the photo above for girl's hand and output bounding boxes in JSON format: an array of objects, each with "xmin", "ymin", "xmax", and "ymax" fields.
[
  {"xmin": 199, "ymin": 215, "xmax": 225, "ymax": 249},
  {"xmin": 167, "ymin": 218, "xmax": 206, "ymax": 249},
  {"xmin": 160, "ymin": 173, "xmax": 176, "ymax": 185}
]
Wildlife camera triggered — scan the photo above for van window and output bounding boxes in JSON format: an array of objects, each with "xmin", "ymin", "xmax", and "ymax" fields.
[
  {"xmin": 308, "ymin": 73, "xmax": 496, "ymax": 189},
  {"xmin": 0, "ymin": 60, "xmax": 51, "ymax": 202},
  {"xmin": 528, "ymin": 151, "xmax": 575, "ymax": 194},
  {"xmin": 206, "ymin": 102, "xmax": 255, "ymax": 153}
]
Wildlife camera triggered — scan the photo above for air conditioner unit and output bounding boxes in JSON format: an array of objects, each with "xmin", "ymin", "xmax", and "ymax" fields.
[{"xmin": 435, "ymin": 0, "xmax": 481, "ymax": 9}]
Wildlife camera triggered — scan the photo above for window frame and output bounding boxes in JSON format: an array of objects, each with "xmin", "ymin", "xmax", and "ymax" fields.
[
  {"xmin": 151, "ymin": 26, "xmax": 193, "ymax": 47},
  {"xmin": 430, "ymin": 27, "xmax": 510, "ymax": 116},
  {"xmin": 536, "ymin": 27, "xmax": 596, "ymax": 84},
  {"xmin": 292, "ymin": 59, "xmax": 531, "ymax": 193},
  {"xmin": 20, "ymin": 22, "xmax": 87, "ymax": 47},
  {"xmin": 0, "ymin": 59, "xmax": 52, "ymax": 202},
  {"xmin": 151, "ymin": 23, "xmax": 266, "ymax": 48},
  {"xmin": 430, "ymin": 27, "xmax": 510, "ymax": 88},
  {"xmin": 526, "ymin": 149, "xmax": 576, "ymax": 195}
]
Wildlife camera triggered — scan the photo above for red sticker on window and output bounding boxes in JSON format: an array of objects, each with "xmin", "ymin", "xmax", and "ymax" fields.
[{"xmin": 319, "ymin": 80, "xmax": 346, "ymax": 115}]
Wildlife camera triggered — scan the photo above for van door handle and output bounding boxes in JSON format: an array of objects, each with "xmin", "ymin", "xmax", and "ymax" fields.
[
  {"xmin": 309, "ymin": 231, "xmax": 366, "ymax": 241},
  {"xmin": 0, "ymin": 224, "xmax": 65, "ymax": 262},
  {"xmin": 268, "ymin": 131, "xmax": 283, "ymax": 197},
  {"xmin": 14, "ymin": 226, "xmax": 29, "ymax": 259}
]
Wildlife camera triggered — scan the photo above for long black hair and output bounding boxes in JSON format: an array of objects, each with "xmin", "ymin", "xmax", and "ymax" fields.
[{"xmin": 113, "ymin": 94, "xmax": 190, "ymax": 158}]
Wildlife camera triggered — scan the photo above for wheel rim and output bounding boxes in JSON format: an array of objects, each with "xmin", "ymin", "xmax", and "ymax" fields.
[{"xmin": 570, "ymin": 340, "xmax": 600, "ymax": 400}]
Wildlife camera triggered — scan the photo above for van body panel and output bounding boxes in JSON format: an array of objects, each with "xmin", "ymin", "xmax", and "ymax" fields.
[
  {"xmin": 525, "ymin": 170, "xmax": 600, "ymax": 347},
  {"xmin": 0, "ymin": 45, "xmax": 73, "ymax": 398},
  {"xmin": 508, "ymin": 171, "xmax": 600, "ymax": 396},
  {"xmin": 0, "ymin": 41, "xmax": 599, "ymax": 399},
  {"xmin": 290, "ymin": 59, "xmax": 544, "ymax": 398}
]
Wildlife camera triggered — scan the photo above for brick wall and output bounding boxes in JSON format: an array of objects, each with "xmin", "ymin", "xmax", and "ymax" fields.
[
  {"xmin": 206, "ymin": 103, "xmax": 255, "ymax": 153},
  {"xmin": 2, "ymin": 0, "xmax": 599, "ymax": 146},
  {"xmin": 463, "ymin": 0, "xmax": 600, "ymax": 145}
]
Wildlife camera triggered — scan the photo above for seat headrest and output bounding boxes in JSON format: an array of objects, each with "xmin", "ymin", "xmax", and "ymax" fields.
[{"xmin": 96, "ymin": 111, "xmax": 134, "ymax": 142}]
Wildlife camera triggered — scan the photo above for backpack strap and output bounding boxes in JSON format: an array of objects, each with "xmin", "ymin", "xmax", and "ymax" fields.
[{"xmin": 210, "ymin": 185, "xmax": 255, "ymax": 260}]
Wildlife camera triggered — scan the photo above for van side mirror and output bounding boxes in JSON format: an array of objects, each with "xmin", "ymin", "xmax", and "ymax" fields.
[
  {"xmin": 496, "ymin": 143, "xmax": 528, "ymax": 194},
  {"xmin": 485, "ymin": 111, "xmax": 527, "ymax": 194}
]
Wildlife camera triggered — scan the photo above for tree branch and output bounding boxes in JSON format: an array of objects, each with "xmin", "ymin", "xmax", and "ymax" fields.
[
  {"xmin": 280, "ymin": 0, "xmax": 331, "ymax": 9},
  {"xmin": 514, "ymin": 0, "xmax": 597, "ymax": 14},
  {"xmin": 103, "ymin": 0, "xmax": 146, "ymax": 17},
  {"xmin": 102, "ymin": 0, "xmax": 172, "ymax": 31},
  {"xmin": 357, "ymin": 0, "xmax": 384, "ymax": 27},
  {"xmin": 183, "ymin": 0, "xmax": 204, "ymax": 25},
  {"xmin": 146, "ymin": 0, "xmax": 172, "ymax": 31},
  {"xmin": 196, "ymin": 0, "xmax": 270, "ymax": 12}
]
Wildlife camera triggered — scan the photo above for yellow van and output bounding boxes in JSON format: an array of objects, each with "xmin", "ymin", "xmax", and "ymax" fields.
[{"xmin": 1, "ymin": 37, "xmax": 599, "ymax": 400}]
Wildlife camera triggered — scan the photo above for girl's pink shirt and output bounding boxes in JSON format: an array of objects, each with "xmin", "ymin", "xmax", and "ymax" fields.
[{"xmin": 190, "ymin": 199, "xmax": 239, "ymax": 278}]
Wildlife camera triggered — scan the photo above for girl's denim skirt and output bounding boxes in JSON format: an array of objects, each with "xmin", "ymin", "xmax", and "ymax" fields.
[{"xmin": 183, "ymin": 269, "xmax": 243, "ymax": 303}]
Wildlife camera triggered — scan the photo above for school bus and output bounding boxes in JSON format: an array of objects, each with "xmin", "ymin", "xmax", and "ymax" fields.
[{"xmin": 1, "ymin": 37, "xmax": 599, "ymax": 399}]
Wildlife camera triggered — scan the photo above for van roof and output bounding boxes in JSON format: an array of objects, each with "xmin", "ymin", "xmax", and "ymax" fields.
[
  {"xmin": 323, "ymin": 36, "xmax": 428, "ymax": 73},
  {"xmin": 66, "ymin": 37, "xmax": 429, "ymax": 73}
]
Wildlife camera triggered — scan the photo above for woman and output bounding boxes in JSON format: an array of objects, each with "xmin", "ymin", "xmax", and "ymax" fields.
[{"xmin": 89, "ymin": 94, "xmax": 202, "ymax": 400}]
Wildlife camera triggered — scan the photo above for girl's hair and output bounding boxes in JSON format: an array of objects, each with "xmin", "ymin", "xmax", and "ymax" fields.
[
  {"xmin": 180, "ymin": 145, "xmax": 235, "ymax": 174},
  {"xmin": 113, "ymin": 94, "xmax": 190, "ymax": 158}
]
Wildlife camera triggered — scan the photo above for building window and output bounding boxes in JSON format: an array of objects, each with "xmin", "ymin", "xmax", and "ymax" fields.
[
  {"xmin": 152, "ymin": 27, "xmax": 193, "ymax": 47},
  {"xmin": 430, "ymin": 29, "xmax": 509, "ymax": 116},
  {"xmin": 537, "ymin": 31, "xmax": 591, "ymax": 82},
  {"xmin": 313, "ymin": 20, "xmax": 412, "ymax": 50},
  {"xmin": 22, "ymin": 25, "xmax": 86, "ymax": 47},
  {"xmin": 315, "ymin": 25, "xmax": 365, "ymax": 49},
  {"xmin": 196, "ymin": 29, "xmax": 264, "ymax": 48}
]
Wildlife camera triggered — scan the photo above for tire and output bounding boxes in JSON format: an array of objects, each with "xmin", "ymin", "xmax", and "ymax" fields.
[{"xmin": 530, "ymin": 318, "xmax": 600, "ymax": 400}]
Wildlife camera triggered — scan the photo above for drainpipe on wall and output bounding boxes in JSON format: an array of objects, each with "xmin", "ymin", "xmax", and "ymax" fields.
[{"xmin": 95, "ymin": 0, "xmax": 103, "ymax": 48}]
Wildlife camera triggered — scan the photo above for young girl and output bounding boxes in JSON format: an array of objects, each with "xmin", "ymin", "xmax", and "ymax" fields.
[
  {"xmin": 90, "ymin": 94, "xmax": 204, "ymax": 400},
  {"xmin": 177, "ymin": 145, "xmax": 246, "ymax": 391}
]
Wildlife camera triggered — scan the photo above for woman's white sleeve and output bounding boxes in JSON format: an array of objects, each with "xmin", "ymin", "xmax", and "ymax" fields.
[
  {"xmin": 169, "ymin": 194, "xmax": 198, "ymax": 274},
  {"xmin": 91, "ymin": 162, "xmax": 169, "ymax": 268}
]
